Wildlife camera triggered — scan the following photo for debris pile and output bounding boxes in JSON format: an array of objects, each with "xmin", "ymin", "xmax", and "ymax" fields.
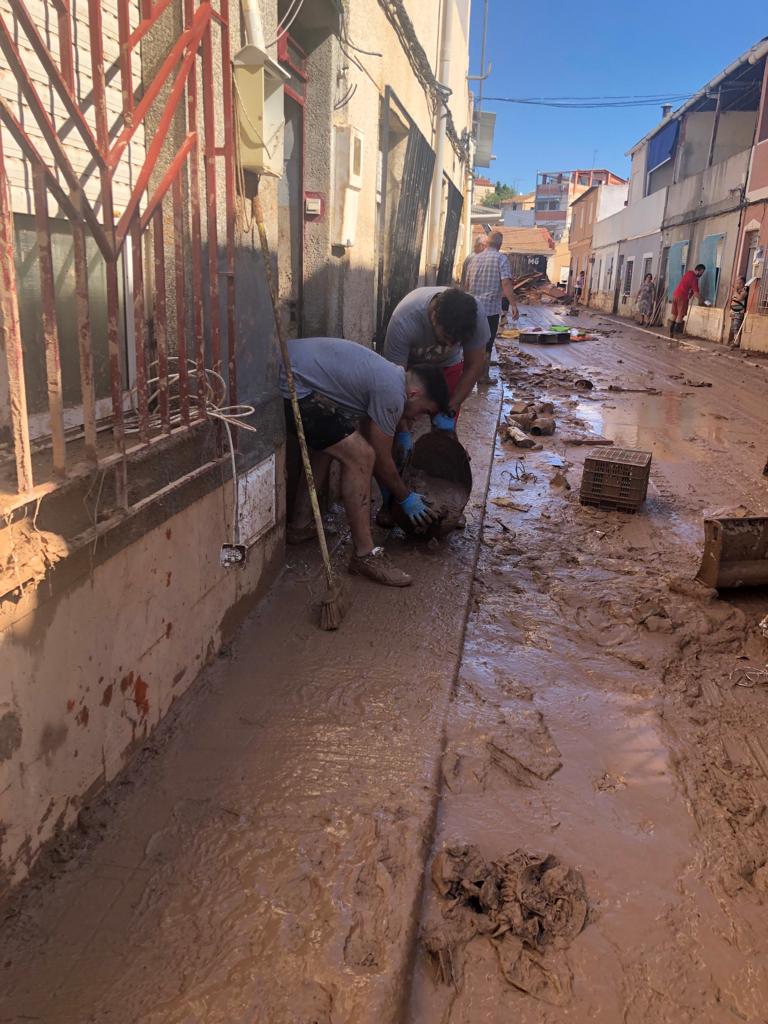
[
  {"xmin": 425, "ymin": 845, "xmax": 588, "ymax": 1006},
  {"xmin": 500, "ymin": 401, "xmax": 557, "ymax": 449}
]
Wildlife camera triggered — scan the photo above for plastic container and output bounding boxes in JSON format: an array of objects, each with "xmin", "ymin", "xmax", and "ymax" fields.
[{"xmin": 580, "ymin": 447, "xmax": 652, "ymax": 513}]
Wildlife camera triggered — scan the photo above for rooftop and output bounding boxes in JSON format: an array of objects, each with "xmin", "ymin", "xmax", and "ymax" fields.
[{"xmin": 494, "ymin": 226, "xmax": 555, "ymax": 255}]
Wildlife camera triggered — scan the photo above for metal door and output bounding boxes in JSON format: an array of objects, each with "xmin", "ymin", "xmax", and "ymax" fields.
[
  {"xmin": 376, "ymin": 88, "xmax": 435, "ymax": 345},
  {"xmin": 437, "ymin": 177, "xmax": 463, "ymax": 285},
  {"xmin": 613, "ymin": 255, "xmax": 624, "ymax": 314}
]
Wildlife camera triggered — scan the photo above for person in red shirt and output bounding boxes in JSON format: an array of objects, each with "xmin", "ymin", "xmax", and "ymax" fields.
[{"xmin": 670, "ymin": 263, "xmax": 706, "ymax": 336}]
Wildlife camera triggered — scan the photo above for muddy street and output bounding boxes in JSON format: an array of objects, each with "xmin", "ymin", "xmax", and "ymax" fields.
[{"xmin": 2, "ymin": 312, "xmax": 768, "ymax": 1023}]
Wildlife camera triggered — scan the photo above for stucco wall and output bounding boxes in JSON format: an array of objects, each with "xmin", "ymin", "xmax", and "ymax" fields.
[
  {"xmin": 0, "ymin": 448, "xmax": 286, "ymax": 892},
  {"xmin": 741, "ymin": 313, "xmax": 768, "ymax": 352}
]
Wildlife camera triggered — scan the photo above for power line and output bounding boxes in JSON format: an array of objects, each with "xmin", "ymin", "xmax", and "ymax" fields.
[{"xmin": 482, "ymin": 93, "xmax": 691, "ymax": 109}]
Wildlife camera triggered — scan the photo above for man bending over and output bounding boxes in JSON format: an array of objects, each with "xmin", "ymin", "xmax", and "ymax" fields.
[{"xmin": 281, "ymin": 337, "xmax": 449, "ymax": 588}]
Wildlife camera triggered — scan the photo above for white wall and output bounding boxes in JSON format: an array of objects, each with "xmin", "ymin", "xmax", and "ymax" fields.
[
  {"xmin": 593, "ymin": 187, "xmax": 667, "ymax": 248},
  {"xmin": 596, "ymin": 184, "xmax": 629, "ymax": 220}
]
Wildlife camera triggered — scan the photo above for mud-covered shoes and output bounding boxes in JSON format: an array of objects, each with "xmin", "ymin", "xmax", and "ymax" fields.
[{"xmin": 349, "ymin": 546, "xmax": 412, "ymax": 587}]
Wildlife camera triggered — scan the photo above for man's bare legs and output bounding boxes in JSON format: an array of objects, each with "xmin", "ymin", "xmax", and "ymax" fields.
[{"xmin": 291, "ymin": 432, "xmax": 376, "ymax": 557}]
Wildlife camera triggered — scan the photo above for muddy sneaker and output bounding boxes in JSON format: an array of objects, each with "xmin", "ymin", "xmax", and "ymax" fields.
[{"xmin": 349, "ymin": 546, "xmax": 412, "ymax": 587}]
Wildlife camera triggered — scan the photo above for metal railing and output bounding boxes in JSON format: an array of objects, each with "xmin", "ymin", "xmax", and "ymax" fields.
[{"xmin": 0, "ymin": 0, "xmax": 235, "ymax": 509}]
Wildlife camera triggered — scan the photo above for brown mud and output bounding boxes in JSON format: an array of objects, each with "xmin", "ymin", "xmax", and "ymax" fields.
[
  {"xmin": 1, "ymin": 311, "xmax": 768, "ymax": 1023},
  {"xmin": 408, "ymin": 312, "xmax": 768, "ymax": 1023}
]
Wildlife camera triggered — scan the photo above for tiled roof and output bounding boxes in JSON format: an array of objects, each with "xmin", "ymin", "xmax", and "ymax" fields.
[{"xmin": 495, "ymin": 226, "xmax": 555, "ymax": 254}]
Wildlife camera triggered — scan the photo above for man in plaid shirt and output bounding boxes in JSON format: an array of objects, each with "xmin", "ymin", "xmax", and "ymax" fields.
[{"xmin": 464, "ymin": 230, "xmax": 519, "ymax": 383}]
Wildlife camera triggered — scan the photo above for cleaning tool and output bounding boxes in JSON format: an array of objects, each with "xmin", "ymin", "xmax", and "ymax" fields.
[{"xmin": 253, "ymin": 193, "xmax": 349, "ymax": 629}]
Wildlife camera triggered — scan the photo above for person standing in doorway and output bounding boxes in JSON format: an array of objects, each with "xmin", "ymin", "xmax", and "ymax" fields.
[
  {"xmin": 670, "ymin": 263, "xmax": 705, "ymax": 336},
  {"xmin": 575, "ymin": 269, "xmax": 585, "ymax": 302},
  {"xmin": 460, "ymin": 235, "xmax": 488, "ymax": 289},
  {"xmin": 463, "ymin": 230, "xmax": 519, "ymax": 384}
]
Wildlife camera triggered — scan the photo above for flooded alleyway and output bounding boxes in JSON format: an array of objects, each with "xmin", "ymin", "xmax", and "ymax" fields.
[{"xmin": 2, "ymin": 311, "xmax": 768, "ymax": 1023}]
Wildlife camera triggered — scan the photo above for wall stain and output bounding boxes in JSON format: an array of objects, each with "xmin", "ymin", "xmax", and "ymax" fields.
[
  {"xmin": 165, "ymin": 622, "xmax": 173, "ymax": 639},
  {"xmin": 39, "ymin": 723, "xmax": 68, "ymax": 764},
  {"xmin": 75, "ymin": 706, "xmax": 90, "ymax": 728},
  {"xmin": 172, "ymin": 667, "xmax": 186, "ymax": 686},
  {"xmin": 66, "ymin": 699, "xmax": 75, "ymax": 713},
  {"xmin": 133, "ymin": 678, "xmax": 149, "ymax": 718},
  {"xmin": 166, "ymin": 571, "xmax": 172, "ymax": 587},
  {"xmin": 0, "ymin": 712, "xmax": 22, "ymax": 762},
  {"xmin": 120, "ymin": 671, "xmax": 134, "ymax": 694},
  {"xmin": 102, "ymin": 684, "xmax": 114, "ymax": 707}
]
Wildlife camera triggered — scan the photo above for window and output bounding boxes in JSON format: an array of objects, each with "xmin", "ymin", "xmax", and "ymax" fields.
[
  {"xmin": 623, "ymin": 259, "xmax": 634, "ymax": 297},
  {"xmin": 758, "ymin": 266, "xmax": 768, "ymax": 314},
  {"xmin": 643, "ymin": 256, "xmax": 653, "ymax": 280},
  {"xmin": 597, "ymin": 259, "xmax": 602, "ymax": 290},
  {"xmin": 741, "ymin": 230, "xmax": 758, "ymax": 278},
  {"xmin": 698, "ymin": 233, "xmax": 724, "ymax": 305}
]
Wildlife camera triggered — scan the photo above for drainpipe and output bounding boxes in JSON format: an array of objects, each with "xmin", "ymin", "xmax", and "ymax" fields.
[
  {"xmin": 426, "ymin": 0, "xmax": 454, "ymax": 283},
  {"xmin": 241, "ymin": 0, "xmax": 266, "ymax": 48}
]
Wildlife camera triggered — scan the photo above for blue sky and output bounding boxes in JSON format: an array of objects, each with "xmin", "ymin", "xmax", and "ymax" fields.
[{"xmin": 469, "ymin": 1, "xmax": 767, "ymax": 192}]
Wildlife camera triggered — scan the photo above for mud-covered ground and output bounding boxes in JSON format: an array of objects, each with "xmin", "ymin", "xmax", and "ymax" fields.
[
  {"xmin": 1, "ymin": 310, "xmax": 768, "ymax": 1023},
  {"xmin": 408, "ymin": 309, "xmax": 768, "ymax": 1023}
]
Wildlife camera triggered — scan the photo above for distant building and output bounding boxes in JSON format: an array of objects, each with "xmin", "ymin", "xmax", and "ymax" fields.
[
  {"xmin": 568, "ymin": 184, "xmax": 629, "ymax": 303},
  {"xmin": 501, "ymin": 191, "xmax": 535, "ymax": 227},
  {"xmin": 495, "ymin": 226, "xmax": 555, "ymax": 280},
  {"xmin": 473, "ymin": 176, "xmax": 496, "ymax": 203},
  {"xmin": 535, "ymin": 169, "xmax": 626, "ymax": 242},
  {"xmin": 588, "ymin": 38, "xmax": 768, "ymax": 343}
]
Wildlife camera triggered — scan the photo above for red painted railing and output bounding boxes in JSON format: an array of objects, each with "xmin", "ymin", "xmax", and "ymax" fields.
[{"xmin": 0, "ymin": 0, "xmax": 235, "ymax": 508}]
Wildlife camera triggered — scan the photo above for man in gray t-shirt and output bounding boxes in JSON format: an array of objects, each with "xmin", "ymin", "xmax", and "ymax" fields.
[
  {"xmin": 383, "ymin": 287, "xmax": 489, "ymax": 424},
  {"xmin": 280, "ymin": 338, "xmax": 449, "ymax": 587}
]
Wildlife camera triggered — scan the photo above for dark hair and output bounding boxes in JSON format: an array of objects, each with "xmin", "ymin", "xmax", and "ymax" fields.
[
  {"xmin": 433, "ymin": 288, "xmax": 479, "ymax": 344},
  {"xmin": 488, "ymin": 231, "xmax": 503, "ymax": 250},
  {"xmin": 409, "ymin": 364, "xmax": 450, "ymax": 412},
  {"xmin": 695, "ymin": 263, "xmax": 706, "ymax": 272}
]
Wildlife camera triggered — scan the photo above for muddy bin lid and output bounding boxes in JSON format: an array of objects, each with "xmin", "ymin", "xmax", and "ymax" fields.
[{"xmin": 391, "ymin": 431, "xmax": 473, "ymax": 539}]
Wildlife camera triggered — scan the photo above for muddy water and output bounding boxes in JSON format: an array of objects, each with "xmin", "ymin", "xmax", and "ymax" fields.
[{"xmin": 408, "ymin": 323, "xmax": 768, "ymax": 1023}]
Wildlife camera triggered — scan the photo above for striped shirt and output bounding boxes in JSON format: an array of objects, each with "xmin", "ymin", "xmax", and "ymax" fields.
[{"xmin": 464, "ymin": 248, "xmax": 512, "ymax": 316}]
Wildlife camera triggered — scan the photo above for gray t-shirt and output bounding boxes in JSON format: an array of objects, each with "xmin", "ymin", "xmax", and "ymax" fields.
[
  {"xmin": 280, "ymin": 338, "xmax": 406, "ymax": 436},
  {"xmin": 383, "ymin": 286, "xmax": 489, "ymax": 369}
]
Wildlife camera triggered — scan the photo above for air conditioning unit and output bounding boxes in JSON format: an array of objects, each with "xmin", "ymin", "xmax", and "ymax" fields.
[{"xmin": 332, "ymin": 126, "xmax": 364, "ymax": 247}]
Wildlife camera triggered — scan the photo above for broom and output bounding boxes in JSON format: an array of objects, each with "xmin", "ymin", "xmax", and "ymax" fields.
[{"xmin": 253, "ymin": 193, "xmax": 350, "ymax": 630}]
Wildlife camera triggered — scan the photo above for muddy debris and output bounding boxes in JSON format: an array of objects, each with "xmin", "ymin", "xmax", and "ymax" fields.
[{"xmin": 425, "ymin": 845, "xmax": 588, "ymax": 1006}]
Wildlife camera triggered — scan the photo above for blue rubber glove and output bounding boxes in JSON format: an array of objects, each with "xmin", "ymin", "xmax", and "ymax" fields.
[
  {"xmin": 400, "ymin": 491, "xmax": 435, "ymax": 527},
  {"xmin": 394, "ymin": 430, "xmax": 413, "ymax": 467},
  {"xmin": 432, "ymin": 411, "xmax": 456, "ymax": 432}
]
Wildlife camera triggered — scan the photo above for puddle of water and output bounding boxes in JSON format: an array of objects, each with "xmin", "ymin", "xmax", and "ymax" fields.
[{"xmin": 575, "ymin": 393, "xmax": 728, "ymax": 460}]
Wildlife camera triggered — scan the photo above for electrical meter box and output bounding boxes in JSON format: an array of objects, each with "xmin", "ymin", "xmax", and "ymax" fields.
[
  {"xmin": 233, "ymin": 47, "xmax": 288, "ymax": 177},
  {"xmin": 332, "ymin": 126, "xmax": 364, "ymax": 247}
]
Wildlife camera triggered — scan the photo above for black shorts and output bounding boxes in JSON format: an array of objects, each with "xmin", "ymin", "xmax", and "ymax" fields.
[
  {"xmin": 487, "ymin": 314, "xmax": 500, "ymax": 353},
  {"xmin": 284, "ymin": 393, "xmax": 359, "ymax": 451}
]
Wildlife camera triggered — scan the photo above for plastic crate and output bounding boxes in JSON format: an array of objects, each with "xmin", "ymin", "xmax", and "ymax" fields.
[{"xmin": 579, "ymin": 447, "xmax": 652, "ymax": 513}]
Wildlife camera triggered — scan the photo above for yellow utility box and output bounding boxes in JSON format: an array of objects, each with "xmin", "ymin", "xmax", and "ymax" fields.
[{"xmin": 233, "ymin": 47, "xmax": 288, "ymax": 177}]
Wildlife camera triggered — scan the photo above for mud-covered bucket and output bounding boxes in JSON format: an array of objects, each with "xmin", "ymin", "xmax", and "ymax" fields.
[{"xmin": 391, "ymin": 431, "xmax": 473, "ymax": 539}]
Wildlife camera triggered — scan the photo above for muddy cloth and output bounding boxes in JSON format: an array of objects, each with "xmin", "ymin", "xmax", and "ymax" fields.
[{"xmin": 425, "ymin": 845, "xmax": 587, "ymax": 1005}]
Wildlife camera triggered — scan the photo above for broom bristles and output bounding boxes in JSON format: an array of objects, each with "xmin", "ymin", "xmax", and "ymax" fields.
[{"xmin": 319, "ymin": 578, "xmax": 350, "ymax": 631}]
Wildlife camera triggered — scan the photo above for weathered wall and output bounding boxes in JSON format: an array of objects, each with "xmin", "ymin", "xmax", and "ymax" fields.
[
  {"xmin": 0, "ymin": 445, "xmax": 286, "ymax": 891},
  {"xmin": 741, "ymin": 312, "xmax": 768, "ymax": 352}
]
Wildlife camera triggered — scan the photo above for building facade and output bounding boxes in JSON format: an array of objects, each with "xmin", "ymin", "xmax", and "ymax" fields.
[
  {"xmin": 568, "ymin": 183, "xmax": 629, "ymax": 304},
  {"xmin": 500, "ymin": 191, "xmax": 535, "ymax": 227},
  {"xmin": 534, "ymin": 169, "xmax": 626, "ymax": 242},
  {"xmin": 0, "ymin": 0, "xmax": 474, "ymax": 892},
  {"xmin": 735, "ymin": 54, "xmax": 768, "ymax": 352},
  {"xmin": 588, "ymin": 39, "xmax": 768, "ymax": 335}
]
